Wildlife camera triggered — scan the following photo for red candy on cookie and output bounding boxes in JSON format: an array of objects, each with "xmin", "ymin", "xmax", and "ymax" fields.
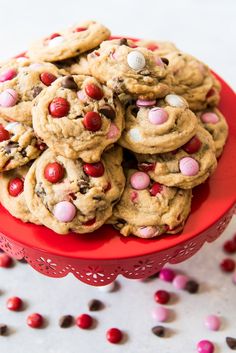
[
  {"xmin": 44, "ymin": 162, "xmax": 65, "ymax": 183},
  {"xmin": 85, "ymin": 83, "xmax": 104, "ymax": 100},
  {"xmin": 83, "ymin": 111, "xmax": 102, "ymax": 131},
  {"xmin": 8, "ymin": 178, "xmax": 24, "ymax": 197},
  {"xmin": 49, "ymin": 97, "xmax": 70, "ymax": 117},
  {"xmin": 83, "ymin": 162, "xmax": 105, "ymax": 177},
  {"xmin": 0, "ymin": 124, "xmax": 10, "ymax": 142},
  {"xmin": 40, "ymin": 72, "xmax": 57, "ymax": 86},
  {"xmin": 183, "ymin": 136, "xmax": 202, "ymax": 154}
]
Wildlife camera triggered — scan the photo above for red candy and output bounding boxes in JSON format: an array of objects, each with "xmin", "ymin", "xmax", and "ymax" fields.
[
  {"xmin": 82, "ymin": 218, "xmax": 96, "ymax": 226},
  {"xmin": 44, "ymin": 162, "xmax": 65, "ymax": 183},
  {"xmin": 83, "ymin": 112, "xmax": 102, "ymax": 132},
  {"xmin": 183, "ymin": 136, "xmax": 202, "ymax": 154},
  {"xmin": 83, "ymin": 162, "xmax": 104, "ymax": 177},
  {"xmin": 154, "ymin": 290, "xmax": 170, "ymax": 304},
  {"xmin": 220, "ymin": 258, "xmax": 235, "ymax": 272},
  {"xmin": 48, "ymin": 33, "xmax": 61, "ymax": 40},
  {"xmin": 7, "ymin": 296, "xmax": 22, "ymax": 311},
  {"xmin": 0, "ymin": 253, "xmax": 13, "ymax": 268},
  {"xmin": 49, "ymin": 97, "xmax": 70, "ymax": 118},
  {"xmin": 150, "ymin": 182, "xmax": 162, "ymax": 196},
  {"xmin": 206, "ymin": 88, "xmax": 215, "ymax": 98},
  {"xmin": 147, "ymin": 44, "xmax": 159, "ymax": 51},
  {"xmin": 74, "ymin": 27, "xmax": 87, "ymax": 32},
  {"xmin": 8, "ymin": 178, "xmax": 24, "ymax": 197},
  {"xmin": 223, "ymin": 240, "xmax": 236, "ymax": 254},
  {"xmin": 0, "ymin": 124, "xmax": 10, "ymax": 142},
  {"xmin": 76, "ymin": 314, "xmax": 93, "ymax": 329},
  {"xmin": 106, "ymin": 328, "xmax": 123, "ymax": 344},
  {"xmin": 40, "ymin": 72, "xmax": 57, "ymax": 86},
  {"xmin": 27, "ymin": 313, "xmax": 44, "ymax": 328},
  {"xmin": 85, "ymin": 83, "xmax": 103, "ymax": 100}
]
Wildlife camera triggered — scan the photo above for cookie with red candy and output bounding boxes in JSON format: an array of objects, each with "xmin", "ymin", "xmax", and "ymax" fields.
[
  {"xmin": 0, "ymin": 117, "xmax": 43, "ymax": 172},
  {"xmin": 32, "ymin": 75, "xmax": 124, "ymax": 162},
  {"xmin": 0, "ymin": 164, "xmax": 39, "ymax": 224},
  {"xmin": 28, "ymin": 21, "xmax": 110, "ymax": 62},
  {"xmin": 108, "ymin": 169, "xmax": 192, "ymax": 238},
  {"xmin": 24, "ymin": 147, "xmax": 125, "ymax": 234}
]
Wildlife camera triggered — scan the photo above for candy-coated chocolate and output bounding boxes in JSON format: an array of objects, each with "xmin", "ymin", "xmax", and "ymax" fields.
[
  {"xmin": 154, "ymin": 290, "xmax": 170, "ymax": 304},
  {"xmin": 136, "ymin": 99, "xmax": 156, "ymax": 107},
  {"xmin": 183, "ymin": 136, "xmax": 202, "ymax": 154},
  {"xmin": 44, "ymin": 162, "xmax": 65, "ymax": 183},
  {"xmin": 220, "ymin": 258, "xmax": 235, "ymax": 272},
  {"xmin": 83, "ymin": 162, "xmax": 104, "ymax": 177},
  {"xmin": 129, "ymin": 127, "xmax": 142, "ymax": 142},
  {"xmin": 8, "ymin": 178, "xmax": 24, "ymax": 197},
  {"xmin": 53, "ymin": 201, "xmax": 76, "ymax": 222},
  {"xmin": 27, "ymin": 313, "xmax": 44, "ymax": 328},
  {"xmin": 40, "ymin": 72, "xmax": 57, "ymax": 86},
  {"xmin": 173, "ymin": 274, "xmax": 189, "ymax": 290},
  {"xmin": 0, "ymin": 68, "xmax": 17, "ymax": 82},
  {"xmin": 204, "ymin": 315, "xmax": 221, "ymax": 331},
  {"xmin": 152, "ymin": 306, "xmax": 169, "ymax": 322},
  {"xmin": 197, "ymin": 340, "xmax": 215, "ymax": 353},
  {"xmin": 159, "ymin": 268, "xmax": 176, "ymax": 282},
  {"xmin": 48, "ymin": 36, "xmax": 64, "ymax": 47},
  {"xmin": 7, "ymin": 296, "xmax": 22, "ymax": 311},
  {"xmin": 83, "ymin": 111, "xmax": 102, "ymax": 132},
  {"xmin": 201, "ymin": 112, "xmax": 219, "ymax": 124},
  {"xmin": 0, "ymin": 89, "xmax": 18, "ymax": 107},
  {"xmin": 0, "ymin": 254, "xmax": 13, "ymax": 268},
  {"xmin": 165, "ymin": 94, "xmax": 186, "ymax": 108},
  {"xmin": 85, "ymin": 83, "xmax": 103, "ymax": 100},
  {"xmin": 76, "ymin": 314, "xmax": 93, "ymax": 329},
  {"xmin": 148, "ymin": 107, "xmax": 168, "ymax": 125},
  {"xmin": 106, "ymin": 328, "xmax": 123, "ymax": 344},
  {"xmin": 149, "ymin": 182, "xmax": 162, "ymax": 196},
  {"xmin": 179, "ymin": 157, "xmax": 199, "ymax": 176},
  {"xmin": 49, "ymin": 97, "xmax": 70, "ymax": 117},
  {"xmin": 137, "ymin": 226, "xmax": 159, "ymax": 238},
  {"xmin": 0, "ymin": 124, "xmax": 10, "ymax": 142},
  {"xmin": 107, "ymin": 123, "xmax": 119, "ymax": 139},
  {"xmin": 127, "ymin": 51, "xmax": 146, "ymax": 70},
  {"xmin": 130, "ymin": 171, "xmax": 150, "ymax": 190}
]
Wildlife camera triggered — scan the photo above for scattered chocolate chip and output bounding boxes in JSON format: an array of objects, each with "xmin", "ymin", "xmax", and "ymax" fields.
[
  {"xmin": 131, "ymin": 106, "xmax": 139, "ymax": 117},
  {"xmin": 78, "ymin": 179, "xmax": 90, "ymax": 194},
  {"xmin": 99, "ymin": 105, "xmax": 116, "ymax": 120},
  {"xmin": 21, "ymin": 149, "xmax": 27, "ymax": 157},
  {"xmin": 161, "ymin": 57, "xmax": 169, "ymax": 65},
  {"xmin": 32, "ymin": 86, "xmax": 43, "ymax": 98},
  {"xmin": 226, "ymin": 337, "xmax": 236, "ymax": 350},
  {"xmin": 59, "ymin": 315, "xmax": 74, "ymax": 328},
  {"xmin": 0, "ymin": 324, "xmax": 7, "ymax": 335},
  {"xmin": 88, "ymin": 299, "xmax": 104, "ymax": 311},
  {"xmin": 119, "ymin": 38, "xmax": 128, "ymax": 46},
  {"xmin": 152, "ymin": 325, "xmax": 165, "ymax": 337},
  {"xmin": 185, "ymin": 280, "xmax": 199, "ymax": 294},
  {"xmin": 61, "ymin": 76, "xmax": 78, "ymax": 90}
]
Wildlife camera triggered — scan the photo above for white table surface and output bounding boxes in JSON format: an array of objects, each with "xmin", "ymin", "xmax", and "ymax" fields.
[{"xmin": 0, "ymin": 0, "xmax": 235, "ymax": 352}]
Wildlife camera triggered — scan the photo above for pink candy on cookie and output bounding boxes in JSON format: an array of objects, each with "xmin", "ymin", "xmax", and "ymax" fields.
[
  {"xmin": 137, "ymin": 226, "xmax": 159, "ymax": 238},
  {"xmin": 201, "ymin": 112, "xmax": 219, "ymax": 124},
  {"xmin": 179, "ymin": 157, "xmax": 199, "ymax": 176},
  {"xmin": 130, "ymin": 171, "xmax": 150, "ymax": 190},
  {"xmin": 0, "ymin": 68, "xmax": 17, "ymax": 83},
  {"xmin": 148, "ymin": 107, "xmax": 168, "ymax": 125},
  {"xmin": 53, "ymin": 201, "xmax": 76, "ymax": 222},
  {"xmin": 0, "ymin": 88, "xmax": 18, "ymax": 107},
  {"xmin": 107, "ymin": 123, "xmax": 119, "ymax": 139},
  {"xmin": 136, "ymin": 99, "xmax": 156, "ymax": 107}
]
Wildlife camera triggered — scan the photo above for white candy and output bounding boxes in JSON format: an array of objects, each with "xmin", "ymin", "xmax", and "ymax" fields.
[
  {"xmin": 48, "ymin": 36, "xmax": 64, "ymax": 48},
  {"xmin": 165, "ymin": 94, "xmax": 186, "ymax": 108},
  {"xmin": 29, "ymin": 63, "xmax": 44, "ymax": 70},
  {"xmin": 127, "ymin": 51, "xmax": 146, "ymax": 71},
  {"xmin": 97, "ymin": 281, "xmax": 116, "ymax": 292},
  {"xmin": 5, "ymin": 122, "xmax": 20, "ymax": 131},
  {"xmin": 16, "ymin": 57, "xmax": 28, "ymax": 64},
  {"xmin": 129, "ymin": 128, "xmax": 142, "ymax": 142}
]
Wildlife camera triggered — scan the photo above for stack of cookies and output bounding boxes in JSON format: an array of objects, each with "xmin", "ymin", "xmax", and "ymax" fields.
[{"xmin": 0, "ymin": 21, "xmax": 228, "ymax": 237}]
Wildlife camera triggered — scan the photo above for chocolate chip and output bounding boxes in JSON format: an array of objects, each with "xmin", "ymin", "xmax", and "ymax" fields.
[
  {"xmin": 61, "ymin": 76, "xmax": 78, "ymax": 90},
  {"xmin": 0, "ymin": 324, "xmax": 7, "ymax": 335},
  {"xmin": 21, "ymin": 150, "xmax": 27, "ymax": 157},
  {"xmin": 185, "ymin": 280, "xmax": 199, "ymax": 293},
  {"xmin": 226, "ymin": 337, "xmax": 236, "ymax": 350},
  {"xmin": 59, "ymin": 315, "xmax": 74, "ymax": 328},
  {"xmin": 88, "ymin": 299, "xmax": 104, "ymax": 311},
  {"xmin": 131, "ymin": 106, "xmax": 139, "ymax": 117},
  {"xmin": 78, "ymin": 179, "xmax": 90, "ymax": 194},
  {"xmin": 161, "ymin": 57, "xmax": 169, "ymax": 65},
  {"xmin": 32, "ymin": 86, "xmax": 43, "ymax": 98},
  {"xmin": 99, "ymin": 105, "xmax": 116, "ymax": 120},
  {"xmin": 152, "ymin": 325, "xmax": 165, "ymax": 337},
  {"xmin": 119, "ymin": 38, "xmax": 128, "ymax": 46}
]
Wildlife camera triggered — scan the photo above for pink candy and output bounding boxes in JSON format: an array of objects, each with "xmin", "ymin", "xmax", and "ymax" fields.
[
  {"xmin": 137, "ymin": 226, "xmax": 159, "ymax": 238},
  {"xmin": 130, "ymin": 191, "xmax": 138, "ymax": 203},
  {"xmin": 0, "ymin": 89, "xmax": 18, "ymax": 107},
  {"xmin": 148, "ymin": 107, "xmax": 168, "ymax": 125},
  {"xmin": 136, "ymin": 99, "xmax": 156, "ymax": 107},
  {"xmin": 152, "ymin": 306, "xmax": 169, "ymax": 322},
  {"xmin": 197, "ymin": 340, "xmax": 215, "ymax": 353},
  {"xmin": 155, "ymin": 57, "xmax": 164, "ymax": 67},
  {"xmin": 204, "ymin": 315, "xmax": 221, "ymax": 331},
  {"xmin": 159, "ymin": 268, "xmax": 176, "ymax": 282},
  {"xmin": 107, "ymin": 123, "xmax": 119, "ymax": 139},
  {"xmin": 53, "ymin": 201, "xmax": 76, "ymax": 222},
  {"xmin": 179, "ymin": 157, "xmax": 199, "ymax": 176},
  {"xmin": 173, "ymin": 274, "xmax": 189, "ymax": 290},
  {"xmin": 77, "ymin": 90, "xmax": 87, "ymax": 102},
  {"xmin": 130, "ymin": 171, "xmax": 150, "ymax": 190},
  {"xmin": 0, "ymin": 68, "xmax": 17, "ymax": 83},
  {"xmin": 201, "ymin": 112, "xmax": 219, "ymax": 124}
]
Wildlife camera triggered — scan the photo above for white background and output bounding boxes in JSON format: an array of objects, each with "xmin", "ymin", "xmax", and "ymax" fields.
[{"xmin": 0, "ymin": 0, "xmax": 235, "ymax": 352}]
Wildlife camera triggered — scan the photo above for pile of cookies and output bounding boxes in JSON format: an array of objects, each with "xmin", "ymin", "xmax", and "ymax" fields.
[{"xmin": 0, "ymin": 21, "xmax": 228, "ymax": 237}]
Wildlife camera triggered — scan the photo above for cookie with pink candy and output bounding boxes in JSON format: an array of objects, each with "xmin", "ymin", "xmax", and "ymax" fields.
[
  {"xmin": 165, "ymin": 51, "xmax": 221, "ymax": 111},
  {"xmin": 88, "ymin": 39, "xmax": 173, "ymax": 99},
  {"xmin": 24, "ymin": 146, "xmax": 125, "ymax": 234},
  {"xmin": 196, "ymin": 108, "xmax": 228, "ymax": 158},
  {"xmin": 108, "ymin": 169, "xmax": 192, "ymax": 238},
  {"xmin": 136, "ymin": 125, "xmax": 217, "ymax": 189},
  {"xmin": 0, "ymin": 60, "xmax": 61, "ymax": 125},
  {"xmin": 32, "ymin": 75, "xmax": 124, "ymax": 162},
  {"xmin": 28, "ymin": 21, "xmax": 110, "ymax": 62},
  {"xmin": 0, "ymin": 164, "xmax": 40, "ymax": 224},
  {"xmin": 118, "ymin": 94, "xmax": 198, "ymax": 154}
]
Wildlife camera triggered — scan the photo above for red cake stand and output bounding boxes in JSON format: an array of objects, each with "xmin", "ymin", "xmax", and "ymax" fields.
[{"xmin": 0, "ymin": 45, "xmax": 236, "ymax": 286}]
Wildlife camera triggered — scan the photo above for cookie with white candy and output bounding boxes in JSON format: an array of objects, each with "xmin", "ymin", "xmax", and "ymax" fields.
[
  {"xmin": 118, "ymin": 94, "xmax": 198, "ymax": 154},
  {"xmin": 108, "ymin": 169, "xmax": 192, "ymax": 238},
  {"xmin": 136, "ymin": 125, "xmax": 217, "ymax": 189},
  {"xmin": 88, "ymin": 39, "xmax": 173, "ymax": 99}
]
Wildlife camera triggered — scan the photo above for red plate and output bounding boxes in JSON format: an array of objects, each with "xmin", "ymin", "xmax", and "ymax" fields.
[{"xmin": 0, "ymin": 41, "xmax": 236, "ymax": 286}]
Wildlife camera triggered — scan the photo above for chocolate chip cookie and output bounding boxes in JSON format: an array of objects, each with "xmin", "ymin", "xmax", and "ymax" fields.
[
  {"xmin": 32, "ymin": 75, "xmax": 124, "ymax": 162},
  {"xmin": 24, "ymin": 146, "xmax": 125, "ymax": 234},
  {"xmin": 137, "ymin": 125, "xmax": 217, "ymax": 189},
  {"xmin": 109, "ymin": 169, "xmax": 192, "ymax": 238},
  {"xmin": 136, "ymin": 39, "xmax": 178, "ymax": 56},
  {"xmin": 28, "ymin": 21, "xmax": 110, "ymax": 62},
  {"xmin": 119, "ymin": 94, "xmax": 198, "ymax": 154}
]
